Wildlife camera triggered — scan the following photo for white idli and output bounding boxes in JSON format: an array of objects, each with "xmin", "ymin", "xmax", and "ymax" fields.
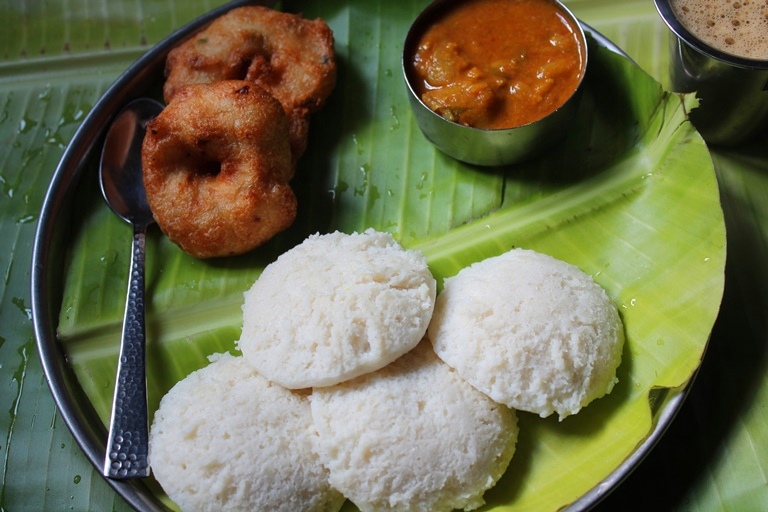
[
  {"xmin": 310, "ymin": 340, "xmax": 518, "ymax": 512},
  {"xmin": 148, "ymin": 353, "xmax": 345, "ymax": 512},
  {"xmin": 428, "ymin": 248, "xmax": 624, "ymax": 420},
  {"xmin": 238, "ymin": 229, "xmax": 436, "ymax": 389}
]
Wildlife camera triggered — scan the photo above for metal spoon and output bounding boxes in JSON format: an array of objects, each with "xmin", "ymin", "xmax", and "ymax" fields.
[{"xmin": 98, "ymin": 98, "xmax": 163, "ymax": 480}]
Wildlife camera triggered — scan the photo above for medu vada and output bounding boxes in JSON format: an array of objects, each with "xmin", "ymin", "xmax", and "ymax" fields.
[
  {"xmin": 163, "ymin": 5, "xmax": 336, "ymax": 162},
  {"xmin": 142, "ymin": 80, "xmax": 296, "ymax": 259}
]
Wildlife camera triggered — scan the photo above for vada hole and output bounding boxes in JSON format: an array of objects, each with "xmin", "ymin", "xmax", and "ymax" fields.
[
  {"xmin": 234, "ymin": 57, "xmax": 253, "ymax": 80},
  {"xmin": 194, "ymin": 160, "xmax": 222, "ymax": 177}
]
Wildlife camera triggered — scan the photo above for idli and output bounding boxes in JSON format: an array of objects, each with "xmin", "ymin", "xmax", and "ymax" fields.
[
  {"xmin": 238, "ymin": 229, "xmax": 436, "ymax": 388},
  {"xmin": 310, "ymin": 340, "xmax": 518, "ymax": 512},
  {"xmin": 148, "ymin": 353, "xmax": 345, "ymax": 512},
  {"xmin": 428, "ymin": 248, "xmax": 624, "ymax": 420}
]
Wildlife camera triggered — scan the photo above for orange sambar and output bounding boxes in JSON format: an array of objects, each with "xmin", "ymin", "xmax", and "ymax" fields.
[{"xmin": 411, "ymin": 0, "xmax": 586, "ymax": 130}]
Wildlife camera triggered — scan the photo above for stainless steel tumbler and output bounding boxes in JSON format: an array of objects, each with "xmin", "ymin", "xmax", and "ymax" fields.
[{"xmin": 654, "ymin": 0, "xmax": 768, "ymax": 147}]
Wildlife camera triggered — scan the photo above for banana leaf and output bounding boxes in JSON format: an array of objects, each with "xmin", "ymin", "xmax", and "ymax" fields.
[
  {"xmin": 10, "ymin": 0, "xmax": 768, "ymax": 511},
  {"xmin": 1, "ymin": 4, "xmax": 247, "ymax": 512},
  {"xmin": 48, "ymin": 0, "xmax": 725, "ymax": 510}
]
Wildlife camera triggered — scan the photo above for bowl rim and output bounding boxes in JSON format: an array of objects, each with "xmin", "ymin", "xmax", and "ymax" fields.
[{"xmin": 402, "ymin": 0, "xmax": 590, "ymax": 132}]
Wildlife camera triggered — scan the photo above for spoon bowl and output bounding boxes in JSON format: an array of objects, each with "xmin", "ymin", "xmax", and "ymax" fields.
[
  {"xmin": 98, "ymin": 98, "xmax": 163, "ymax": 480},
  {"xmin": 100, "ymin": 99, "xmax": 163, "ymax": 227}
]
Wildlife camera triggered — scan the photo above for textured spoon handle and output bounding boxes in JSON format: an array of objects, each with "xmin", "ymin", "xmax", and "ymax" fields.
[{"xmin": 103, "ymin": 224, "xmax": 150, "ymax": 479}]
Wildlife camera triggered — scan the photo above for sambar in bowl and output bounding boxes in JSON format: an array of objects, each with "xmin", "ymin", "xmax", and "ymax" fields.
[{"xmin": 403, "ymin": 0, "xmax": 588, "ymax": 166}]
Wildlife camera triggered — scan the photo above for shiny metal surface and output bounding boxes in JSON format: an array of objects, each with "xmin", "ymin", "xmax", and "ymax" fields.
[
  {"xmin": 28, "ymin": 3, "xmax": 696, "ymax": 511},
  {"xmin": 99, "ymin": 98, "xmax": 163, "ymax": 480},
  {"xmin": 654, "ymin": 0, "xmax": 768, "ymax": 146},
  {"xmin": 30, "ymin": 1, "xmax": 260, "ymax": 509},
  {"xmin": 402, "ymin": 0, "xmax": 588, "ymax": 166}
]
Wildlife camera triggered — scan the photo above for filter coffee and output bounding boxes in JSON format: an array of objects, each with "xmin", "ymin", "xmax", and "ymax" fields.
[{"xmin": 670, "ymin": 0, "xmax": 768, "ymax": 60}]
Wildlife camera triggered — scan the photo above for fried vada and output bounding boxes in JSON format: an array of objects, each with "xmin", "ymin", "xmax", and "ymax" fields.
[
  {"xmin": 163, "ymin": 5, "xmax": 336, "ymax": 161},
  {"xmin": 142, "ymin": 80, "xmax": 296, "ymax": 259}
]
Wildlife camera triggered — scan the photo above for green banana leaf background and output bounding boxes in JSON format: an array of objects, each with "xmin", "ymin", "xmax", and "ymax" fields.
[{"xmin": 1, "ymin": 1, "xmax": 766, "ymax": 511}]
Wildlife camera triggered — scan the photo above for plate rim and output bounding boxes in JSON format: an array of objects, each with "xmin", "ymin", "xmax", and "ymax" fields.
[{"xmin": 29, "ymin": 5, "xmax": 700, "ymax": 511}]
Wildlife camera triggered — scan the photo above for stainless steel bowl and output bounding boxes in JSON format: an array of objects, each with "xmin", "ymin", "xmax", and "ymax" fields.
[{"xmin": 402, "ymin": 0, "xmax": 588, "ymax": 166}]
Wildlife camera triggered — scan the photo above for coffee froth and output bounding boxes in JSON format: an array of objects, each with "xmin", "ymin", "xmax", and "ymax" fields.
[{"xmin": 670, "ymin": 0, "xmax": 768, "ymax": 60}]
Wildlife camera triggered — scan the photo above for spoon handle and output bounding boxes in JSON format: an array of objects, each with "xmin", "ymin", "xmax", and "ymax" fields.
[{"xmin": 103, "ymin": 223, "xmax": 150, "ymax": 479}]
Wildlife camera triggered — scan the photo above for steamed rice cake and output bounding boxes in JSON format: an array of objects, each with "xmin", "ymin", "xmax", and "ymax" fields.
[
  {"xmin": 238, "ymin": 229, "xmax": 436, "ymax": 388},
  {"xmin": 148, "ymin": 353, "xmax": 344, "ymax": 512},
  {"xmin": 310, "ymin": 340, "xmax": 518, "ymax": 512},
  {"xmin": 428, "ymin": 248, "xmax": 624, "ymax": 420}
]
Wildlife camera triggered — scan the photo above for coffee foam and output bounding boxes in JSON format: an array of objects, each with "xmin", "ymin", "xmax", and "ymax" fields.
[{"xmin": 670, "ymin": 0, "xmax": 768, "ymax": 60}]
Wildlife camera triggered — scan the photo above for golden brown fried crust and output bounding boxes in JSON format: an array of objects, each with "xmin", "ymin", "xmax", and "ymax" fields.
[
  {"xmin": 142, "ymin": 80, "xmax": 296, "ymax": 259},
  {"xmin": 163, "ymin": 5, "xmax": 336, "ymax": 162}
]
